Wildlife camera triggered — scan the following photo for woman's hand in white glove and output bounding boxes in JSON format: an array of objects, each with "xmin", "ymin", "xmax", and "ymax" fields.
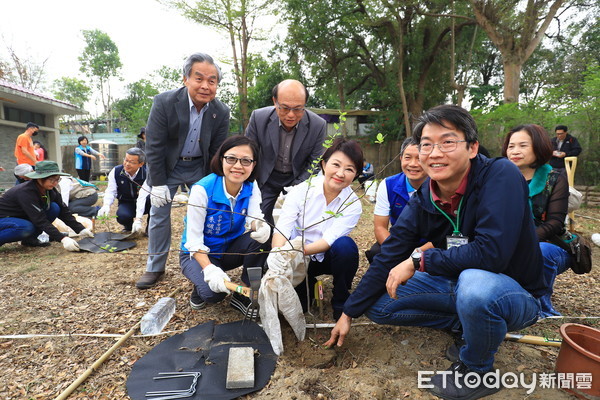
[
  {"xmin": 250, "ymin": 220, "xmax": 271, "ymax": 244},
  {"xmin": 78, "ymin": 228, "xmax": 94, "ymax": 238},
  {"xmin": 267, "ymin": 248, "xmax": 287, "ymax": 274},
  {"xmin": 203, "ymin": 264, "xmax": 231, "ymax": 293},
  {"xmin": 61, "ymin": 237, "xmax": 80, "ymax": 252}
]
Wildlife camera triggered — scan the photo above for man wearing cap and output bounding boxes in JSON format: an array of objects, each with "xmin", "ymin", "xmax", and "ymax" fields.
[
  {"xmin": 0, "ymin": 161, "xmax": 94, "ymax": 250},
  {"xmin": 136, "ymin": 52, "xmax": 229, "ymax": 289},
  {"xmin": 245, "ymin": 79, "xmax": 326, "ymax": 224},
  {"xmin": 14, "ymin": 122, "xmax": 39, "ymax": 166}
]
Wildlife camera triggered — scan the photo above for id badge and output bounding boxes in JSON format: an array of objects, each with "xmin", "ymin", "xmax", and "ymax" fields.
[{"xmin": 447, "ymin": 234, "xmax": 468, "ymax": 249}]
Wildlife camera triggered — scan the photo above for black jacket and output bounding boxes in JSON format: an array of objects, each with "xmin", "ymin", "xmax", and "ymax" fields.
[
  {"xmin": 0, "ymin": 180, "xmax": 84, "ymax": 242},
  {"xmin": 550, "ymin": 134, "xmax": 582, "ymax": 169}
]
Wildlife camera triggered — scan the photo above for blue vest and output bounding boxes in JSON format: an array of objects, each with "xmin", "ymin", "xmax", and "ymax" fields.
[
  {"xmin": 385, "ymin": 173, "xmax": 411, "ymax": 226},
  {"xmin": 114, "ymin": 165, "xmax": 147, "ymax": 204},
  {"xmin": 75, "ymin": 145, "xmax": 93, "ymax": 170},
  {"xmin": 181, "ymin": 174, "xmax": 253, "ymax": 258}
]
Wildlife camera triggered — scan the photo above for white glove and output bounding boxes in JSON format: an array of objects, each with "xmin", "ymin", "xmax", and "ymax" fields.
[
  {"xmin": 250, "ymin": 220, "xmax": 271, "ymax": 244},
  {"xmin": 267, "ymin": 247, "xmax": 288, "ymax": 274},
  {"xmin": 282, "ymin": 185, "xmax": 294, "ymax": 195},
  {"xmin": 97, "ymin": 206, "xmax": 110, "ymax": 217},
  {"xmin": 203, "ymin": 264, "xmax": 231, "ymax": 294},
  {"xmin": 78, "ymin": 228, "xmax": 94, "ymax": 238},
  {"xmin": 151, "ymin": 185, "xmax": 171, "ymax": 208},
  {"xmin": 132, "ymin": 218, "xmax": 144, "ymax": 234},
  {"xmin": 61, "ymin": 236, "xmax": 80, "ymax": 252}
]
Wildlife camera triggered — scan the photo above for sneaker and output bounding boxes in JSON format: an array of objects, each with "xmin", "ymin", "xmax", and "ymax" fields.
[
  {"xmin": 136, "ymin": 271, "xmax": 164, "ymax": 289},
  {"xmin": 21, "ymin": 238, "xmax": 51, "ymax": 247},
  {"xmin": 230, "ymin": 292, "xmax": 259, "ymax": 319},
  {"xmin": 446, "ymin": 337, "xmax": 465, "ymax": 363},
  {"xmin": 190, "ymin": 287, "xmax": 206, "ymax": 310},
  {"xmin": 430, "ymin": 361, "xmax": 502, "ymax": 400}
]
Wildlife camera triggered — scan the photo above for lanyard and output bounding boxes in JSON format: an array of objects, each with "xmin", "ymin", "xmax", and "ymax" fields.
[{"xmin": 430, "ymin": 190, "xmax": 464, "ymax": 236}]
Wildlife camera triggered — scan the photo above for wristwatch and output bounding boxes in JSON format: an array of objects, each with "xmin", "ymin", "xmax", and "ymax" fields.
[{"xmin": 411, "ymin": 248, "xmax": 423, "ymax": 270}]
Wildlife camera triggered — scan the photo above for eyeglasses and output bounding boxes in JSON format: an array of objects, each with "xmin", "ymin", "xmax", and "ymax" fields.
[
  {"xmin": 276, "ymin": 102, "xmax": 305, "ymax": 115},
  {"xmin": 46, "ymin": 176, "xmax": 60, "ymax": 183},
  {"xmin": 418, "ymin": 140, "xmax": 467, "ymax": 155},
  {"xmin": 223, "ymin": 155, "xmax": 255, "ymax": 167}
]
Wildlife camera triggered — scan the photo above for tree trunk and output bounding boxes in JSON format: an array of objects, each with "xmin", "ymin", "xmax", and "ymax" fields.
[{"xmin": 503, "ymin": 62, "xmax": 521, "ymax": 103}]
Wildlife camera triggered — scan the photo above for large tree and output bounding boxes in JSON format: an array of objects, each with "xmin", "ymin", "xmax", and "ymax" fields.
[
  {"xmin": 112, "ymin": 79, "xmax": 159, "ymax": 132},
  {"xmin": 160, "ymin": 0, "xmax": 275, "ymax": 129},
  {"xmin": 52, "ymin": 77, "xmax": 92, "ymax": 109},
  {"xmin": 78, "ymin": 29, "xmax": 122, "ymax": 132},
  {"xmin": 469, "ymin": 0, "xmax": 566, "ymax": 103},
  {"xmin": 0, "ymin": 41, "xmax": 48, "ymax": 91}
]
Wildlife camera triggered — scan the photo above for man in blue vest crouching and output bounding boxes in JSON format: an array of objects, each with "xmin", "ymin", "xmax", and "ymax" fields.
[{"xmin": 98, "ymin": 147, "xmax": 151, "ymax": 234}]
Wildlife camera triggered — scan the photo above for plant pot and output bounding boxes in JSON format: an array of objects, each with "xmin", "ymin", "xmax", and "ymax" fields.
[{"xmin": 555, "ymin": 323, "xmax": 600, "ymax": 399}]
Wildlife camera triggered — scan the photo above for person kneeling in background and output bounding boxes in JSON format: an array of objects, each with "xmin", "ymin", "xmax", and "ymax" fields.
[{"xmin": 0, "ymin": 161, "xmax": 93, "ymax": 251}]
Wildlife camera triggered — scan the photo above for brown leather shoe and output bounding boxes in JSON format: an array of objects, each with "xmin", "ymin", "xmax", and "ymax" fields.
[{"xmin": 136, "ymin": 271, "xmax": 164, "ymax": 289}]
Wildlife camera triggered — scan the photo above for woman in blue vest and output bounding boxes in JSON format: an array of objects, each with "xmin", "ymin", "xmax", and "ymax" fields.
[
  {"xmin": 74, "ymin": 136, "xmax": 105, "ymax": 182},
  {"xmin": 503, "ymin": 124, "xmax": 572, "ymax": 317},
  {"xmin": 180, "ymin": 135, "xmax": 271, "ymax": 317}
]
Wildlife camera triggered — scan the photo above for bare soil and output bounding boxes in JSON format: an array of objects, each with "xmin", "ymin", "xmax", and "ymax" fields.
[{"xmin": 1, "ymin": 190, "xmax": 599, "ymax": 400}]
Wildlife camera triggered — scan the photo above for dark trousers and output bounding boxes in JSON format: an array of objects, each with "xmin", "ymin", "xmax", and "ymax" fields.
[
  {"xmin": 117, "ymin": 197, "xmax": 151, "ymax": 231},
  {"xmin": 260, "ymin": 170, "xmax": 294, "ymax": 225},
  {"xmin": 365, "ymin": 242, "xmax": 381, "ymax": 264},
  {"xmin": 180, "ymin": 232, "xmax": 269, "ymax": 303},
  {"xmin": 76, "ymin": 169, "xmax": 91, "ymax": 183},
  {"xmin": 295, "ymin": 236, "xmax": 359, "ymax": 314}
]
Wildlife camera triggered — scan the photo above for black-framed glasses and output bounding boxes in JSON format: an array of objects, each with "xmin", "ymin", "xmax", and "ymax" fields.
[
  {"xmin": 418, "ymin": 140, "xmax": 467, "ymax": 155},
  {"xmin": 276, "ymin": 102, "xmax": 305, "ymax": 115},
  {"xmin": 223, "ymin": 155, "xmax": 255, "ymax": 167}
]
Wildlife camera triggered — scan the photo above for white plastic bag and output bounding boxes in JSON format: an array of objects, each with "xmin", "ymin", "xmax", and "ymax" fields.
[
  {"xmin": 568, "ymin": 186, "xmax": 583, "ymax": 213},
  {"xmin": 258, "ymin": 237, "xmax": 306, "ymax": 355}
]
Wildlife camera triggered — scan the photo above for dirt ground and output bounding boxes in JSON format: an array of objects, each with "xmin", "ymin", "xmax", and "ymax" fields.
[{"xmin": 1, "ymin": 188, "xmax": 599, "ymax": 400}]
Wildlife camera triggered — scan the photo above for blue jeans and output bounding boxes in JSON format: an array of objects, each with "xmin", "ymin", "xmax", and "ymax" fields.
[
  {"xmin": 539, "ymin": 242, "xmax": 572, "ymax": 317},
  {"xmin": 0, "ymin": 202, "xmax": 60, "ymax": 245},
  {"xmin": 540, "ymin": 242, "xmax": 571, "ymax": 292},
  {"xmin": 365, "ymin": 269, "xmax": 541, "ymax": 372}
]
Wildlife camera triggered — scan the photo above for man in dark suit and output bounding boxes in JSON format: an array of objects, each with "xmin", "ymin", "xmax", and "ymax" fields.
[
  {"xmin": 245, "ymin": 79, "xmax": 326, "ymax": 224},
  {"xmin": 550, "ymin": 124, "xmax": 582, "ymax": 173},
  {"xmin": 136, "ymin": 52, "xmax": 230, "ymax": 289}
]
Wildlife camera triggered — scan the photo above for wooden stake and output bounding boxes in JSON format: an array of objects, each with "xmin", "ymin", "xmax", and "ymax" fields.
[{"xmin": 54, "ymin": 288, "xmax": 181, "ymax": 400}]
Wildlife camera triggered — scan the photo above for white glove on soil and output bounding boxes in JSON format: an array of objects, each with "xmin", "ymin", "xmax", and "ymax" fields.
[
  {"xmin": 250, "ymin": 220, "xmax": 271, "ymax": 244},
  {"xmin": 78, "ymin": 228, "xmax": 94, "ymax": 238},
  {"xmin": 203, "ymin": 264, "xmax": 231, "ymax": 294},
  {"xmin": 97, "ymin": 206, "xmax": 110, "ymax": 217},
  {"xmin": 61, "ymin": 236, "xmax": 80, "ymax": 252},
  {"xmin": 132, "ymin": 218, "xmax": 144, "ymax": 234},
  {"xmin": 151, "ymin": 185, "xmax": 171, "ymax": 208},
  {"xmin": 267, "ymin": 248, "xmax": 287, "ymax": 274}
]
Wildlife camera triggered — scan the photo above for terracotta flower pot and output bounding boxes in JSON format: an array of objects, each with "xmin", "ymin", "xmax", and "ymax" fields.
[{"xmin": 555, "ymin": 323, "xmax": 600, "ymax": 399}]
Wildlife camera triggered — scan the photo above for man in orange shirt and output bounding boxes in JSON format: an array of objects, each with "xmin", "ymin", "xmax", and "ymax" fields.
[{"xmin": 14, "ymin": 122, "xmax": 39, "ymax": 166}]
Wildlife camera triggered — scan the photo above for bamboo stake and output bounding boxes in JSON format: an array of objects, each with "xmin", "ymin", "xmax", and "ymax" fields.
[{"xmin": 54, "ymin": 288, "xmax": 181, "ymax": 400}]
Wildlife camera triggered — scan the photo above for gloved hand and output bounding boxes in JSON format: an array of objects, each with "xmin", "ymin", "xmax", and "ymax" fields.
[
  {"xmin": 250, "ymin": 220, "xmax": 271, "ymax": 244},
  {"xmin": 267, "ymin": 247, "xmax": 288, "ymax": 274},
  {"xmin": 282, "ymin": 185, "xmax": 294, "ymax": 195},
  {"xmin": 132, "ymin": 218, "xmax": 144, "ymax": 234},
  {"xmin": 61, "ymin": 236, "xmax": 80, "ymax": 252},
  {"xmin": 151, "ymin": 185, "xmax": 171, "ymax": 208},
  {"xmin": 78, "ymin": 228, "xmax": 94, "ymax": 238},
  {"xmin": 97, "ymin": 206, "xmax": 110, "ymax": 217},
  {"xmin": 203, "ymin": 264, "xmax": 231, "ymax": 294}
]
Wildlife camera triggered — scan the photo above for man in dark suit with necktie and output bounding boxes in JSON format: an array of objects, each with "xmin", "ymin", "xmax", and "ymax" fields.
[
  {"xmin": 136, "ymin": 52, "xmax": 230, "ymax": 289},
  {"xmin": 245, "ymin": 79, "xmax": 326, "ymax": 224}
]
